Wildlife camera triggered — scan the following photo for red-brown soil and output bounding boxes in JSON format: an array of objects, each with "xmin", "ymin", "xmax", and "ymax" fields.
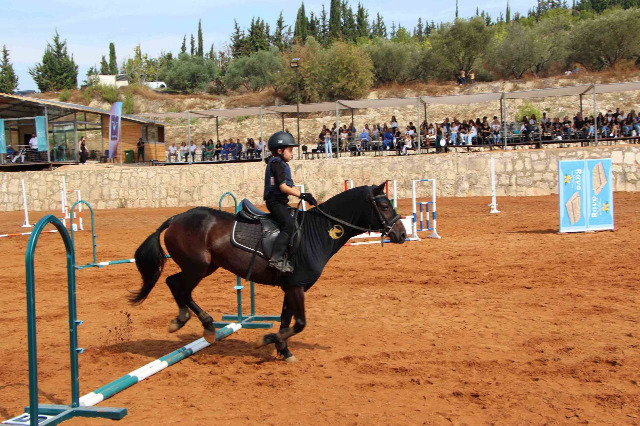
[{"xmin": 0, "ymin": 194, "xmax": 638, "ymax": 425}]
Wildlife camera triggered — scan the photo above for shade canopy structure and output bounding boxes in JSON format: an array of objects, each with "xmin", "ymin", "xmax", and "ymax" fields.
[{"xmin": 132, "ymin": 81, "xmax": 640, "ymax": 155}]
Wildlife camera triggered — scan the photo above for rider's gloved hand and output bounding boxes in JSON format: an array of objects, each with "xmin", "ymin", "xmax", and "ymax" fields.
[{"xmin": 299, "ymin": 193, "xmax": 318, "ymax": 205}]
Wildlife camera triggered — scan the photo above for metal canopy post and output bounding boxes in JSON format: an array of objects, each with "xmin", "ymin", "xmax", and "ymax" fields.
[
  {"xmin": 425, "ymin": 102, "xmax": 430, "ymax": 152},
  {"xmin": 417, "ymin": 97, "xmax": 421, "ymax": 154},
  {"xmin": 593, "ymin": 85, "xmax": 598, "ymax": 146},
  {"xmin": 215, "ymin": 116, "xmax": 219, "ymax": 141},
  {"xmin": 579, "ymin": 94, "xmax": 583, "ymax": 116},
  {"xmin": 335, "ymin": 102, "xmax": 340, "ymax": 159},
  {"xmin": 73, "ymin": 112, "xmax": 79, "ymax": 162},
  {"xmin": 259, "ymin": 108, "xmax": 264, "ymax": 159},
  {"xmin": 44, "ymin": 106, "xmax": 51, "ymax": 162},
  {"xmin": 501, "ymin": 93, "xmax": 507, "ymax": 148},
  {"xmin": 187, "ymin": 111, "xmax": 191, "ymax": 145}
]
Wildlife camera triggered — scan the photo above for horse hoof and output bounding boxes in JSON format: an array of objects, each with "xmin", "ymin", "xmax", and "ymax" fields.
[
  {"xmin": 168, "ymin": 319, "xmax": 185, "ymax": 333},
  {"xmin": 203, "ymin": 328, "xmax": 217, "ymax": 344},
  {"xmin": 284, "ymin": 355, "xmax": 297, "ymax": 363}
]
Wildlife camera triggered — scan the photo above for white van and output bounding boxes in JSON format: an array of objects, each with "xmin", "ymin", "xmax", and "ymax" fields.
[{"xmin": 144, "ymin": 81, "xmax": 167, "ymax": 90}]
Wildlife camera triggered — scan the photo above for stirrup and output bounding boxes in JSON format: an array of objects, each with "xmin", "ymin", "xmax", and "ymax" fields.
[{"xmin": 269, "ymin": 259, "xmax": 293, "ymax": 273}]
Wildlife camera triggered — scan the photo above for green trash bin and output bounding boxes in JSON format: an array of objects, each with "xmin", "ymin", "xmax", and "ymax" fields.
[{"xmin": 124, "ymin": 150, "xmax": 135, "ymax": 163}]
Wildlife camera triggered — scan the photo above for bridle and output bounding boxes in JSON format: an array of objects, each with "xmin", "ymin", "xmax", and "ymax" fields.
[{"xmin": 305, "ymin": 188, "xmax": 402, "ymax": 238}]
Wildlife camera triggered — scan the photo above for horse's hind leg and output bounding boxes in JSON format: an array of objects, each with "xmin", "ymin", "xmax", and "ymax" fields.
[
  {"xmin": 166, "ymin": 273, "xmax": 191, "ymax": 333},
  {"xmin": 182, "ymin": 268, "xmax": 219, "ymax": 343}
]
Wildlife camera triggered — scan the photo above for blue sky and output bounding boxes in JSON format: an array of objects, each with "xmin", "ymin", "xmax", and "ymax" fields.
[{"xmin": 4, "ymin": 0, "xmax": 534, "ymax": 91}]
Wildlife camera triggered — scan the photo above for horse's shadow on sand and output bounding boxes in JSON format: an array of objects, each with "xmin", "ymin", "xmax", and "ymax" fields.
[{"xmin": 103, "ymin": 333, "xmax": 330, "ymax": 362}]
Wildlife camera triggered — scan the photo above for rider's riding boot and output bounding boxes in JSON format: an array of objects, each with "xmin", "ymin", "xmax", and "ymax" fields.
[{"xmin": 269, "ymin": 231, "xmax": 293, "ymax": 273}]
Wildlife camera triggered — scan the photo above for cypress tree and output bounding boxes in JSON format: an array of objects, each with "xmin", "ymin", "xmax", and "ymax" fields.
[
  {"xmin": 190, "ymin": 34, "xmax": 196, "ymax": 56},
  {"xmin": 294, "ymin": 2, "xmax": 309, "ymax": 41},
  {"xmin": 329, "ymin": 0, "xmax": 342, "ymax": 40},
  {"xmin": 181, "ymin": 35, "xmax": 187, "ymax": 54},
  {"xmin": 197, "ymin": 20, "xmax": 204, "ymax": 57},
  {"xmin": 29, "ymin": 31, "xmax": 78, "ymax": 92},
  {"xmin": 341, "ymin": 1, "xmax": 356, "ymax": 41},
  {"xmin": 230, "ymin": 20, "xmax": 248, "ymax": 58},
  {"xmin": 320, "ymin": 5, "xmax": 329, "ymax": 44},
  {"xmin": 456, "ymin": 0, "xmax": 459, "ymax": 18},
  {"xmin": 273, "ymin": 12, "xmax": 287, "ymax": 51},
  {"xmin": 372, "ymin": 13, "xmax": 387, "ymax": 38},
  {"xmin": 108, "ymin": 42, "xmax": 118, "ymax": 74},
  {"xmin": 100, "ymin": 55, "xmax": 110, "ymax": 74},
  {"xmin": 414, "ymin": 18, "xmax": 424, "ymax": 42},
  {"xmin": 506, "ymin": 1, "xmax": 511, "ymax": 23},
  {"xmin": 355, "ymin": 3, "xmax": 369, "ymax": 39},
  {"xmin": 249, "ymin": 18, "xmax": 269, "ymax": 52},
  {"xmin": 0, "ymin": 45, "xmax": 19, "ymax": 93}
]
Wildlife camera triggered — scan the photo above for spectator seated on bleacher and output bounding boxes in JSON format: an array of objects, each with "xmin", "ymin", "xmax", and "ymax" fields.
[
  {"xmin": 222, "ymin": 139, "xmax": 231, "ymax": 160},
  {"xmin": 229, "ymin": 140, "xmax": 238, "ymax": 160},
  {"xmin": 235, "ymin": 140, "xmax": 243, "ymax": 159},
  {"xmin": 179, "ymin": 142, "xmax": 188, "ymax": 161},
  {"xmin": 491, "ymin": 117, "xmax": 501, "ymax": 144},
  {"xmin": 359, "ymin": 127, "xmax": 370, "ymax": 151},
  {"xmin": 168, "ymin": 143, "xmax": 178, "ymax": 162},
  {"xmin": 400, "ymin": 134, "xmax": 413, "ymax": 155},
  {"xmin": 205, "ymin": 140, "xmax": 214, "ymax": 160}
]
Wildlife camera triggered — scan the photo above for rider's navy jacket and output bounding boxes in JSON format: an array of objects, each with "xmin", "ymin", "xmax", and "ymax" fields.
[{"xmin": 264, "ymin": 156, "xmax": 293, "ymax": 201}]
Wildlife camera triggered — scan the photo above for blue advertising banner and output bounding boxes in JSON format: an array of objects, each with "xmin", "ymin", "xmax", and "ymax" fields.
[
  {"xmin": 0, "ymin": 119, "xmax": 5, "ymax": 154},
  {"xmin": 108, "ymin": 102, "xmax": 123, "ymax": 159},
  {"xmin": 35, "ymin": 116, "xmax": 47, "ymax": 152},
  {"xmin": 559, "ymin": 160, "xmax": 587, "ymax": 232},
  {"xmin": 585, "ymin": 158, "xmax": 614, "ymax": 231},
  {"xmin": 558, "ymin": 158, "xmax": 614, "ymax": 233}
]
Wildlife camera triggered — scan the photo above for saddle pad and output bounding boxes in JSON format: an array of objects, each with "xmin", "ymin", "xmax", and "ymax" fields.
[{"xmin": 231, "ymin": 221, "xmax": 267, "ymax": 258}]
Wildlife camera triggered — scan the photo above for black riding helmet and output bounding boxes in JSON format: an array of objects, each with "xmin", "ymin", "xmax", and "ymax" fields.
[{"xmin": 268, "ymin": 131, "xmax": 299, "ymax": 150}]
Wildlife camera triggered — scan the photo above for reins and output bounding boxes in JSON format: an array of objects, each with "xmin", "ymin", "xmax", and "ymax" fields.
[{"xmin": 305, "ymin": 191, "xmax": 401, "ymax": 237}]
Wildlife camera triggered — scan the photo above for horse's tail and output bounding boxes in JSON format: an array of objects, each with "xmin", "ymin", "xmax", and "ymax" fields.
[{"xmin": 129, "ymin": 216, "xmax": 173, "ymax": 305}]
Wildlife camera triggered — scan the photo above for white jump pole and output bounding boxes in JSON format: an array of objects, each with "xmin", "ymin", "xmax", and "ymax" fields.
[
  {"xmin": 429, "ymin": 179, "xmax": 441, "ymax": 239},
  {"xmin": 61, "ymin": 176, "xmax": 68, "ymax": 227},
  {"xmin": 489, "ymin": 157, "xmax": 501, "ymax": 214},
  {"xmin": 21, "ymin": 180, "xmax": 33, "ymax": 228},
  {"xmin": 295, "ymin": 184, "xmax": 307, "ymax": 211},
  {"xmin": 344, "ymin": 179, "xmax": 353, "ymax": 191},
  {"xmin": 411, "ymin": 179, "xmax": 441, "ymax": 240}
]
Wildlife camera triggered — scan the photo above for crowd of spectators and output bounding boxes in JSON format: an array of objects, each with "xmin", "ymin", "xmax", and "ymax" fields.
[
  {"xmin": 308, "ymin": 108, "xmax": 639, "ymax": 156},
  {"xmin": 161, "ymin": 107, "xmax": 638, "ymax": 163},
  {"xmin": 166, "ymin": 137, "xmax": 265, "ymax": 163}
]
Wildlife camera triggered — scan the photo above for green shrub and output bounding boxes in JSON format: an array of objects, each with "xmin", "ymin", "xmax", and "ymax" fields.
[
  {"xmin": 158, "ymin": 53, "xmax": 218, "ymax": 92},
  {"xmin": 58, "ymin": 89, "xmax": 71, "ymax": 102},
  {"xmin": 122, "ymin": 91, "xmax": 134, "ymax": 114},
  {"xmin": 95, "ymin": 84, "xmax": 118, "ymax": 103},
  {"xmin": 515, "ymin": 101, "xmax": 542, "ymax": 122},
  {"xmin": 224, "ymin": 47, "xmax": 282, "ymax": 92}
]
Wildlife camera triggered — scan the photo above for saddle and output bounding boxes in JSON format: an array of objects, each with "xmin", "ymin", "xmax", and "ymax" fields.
[{"xmin": 231, "ymin": 199, "xmax": 298, "ymax": 259}]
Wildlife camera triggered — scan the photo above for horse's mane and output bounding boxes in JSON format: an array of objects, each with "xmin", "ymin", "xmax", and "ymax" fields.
[{"xmin": 305, "ymin": 185, "xmax": 373, "ymax": 224}]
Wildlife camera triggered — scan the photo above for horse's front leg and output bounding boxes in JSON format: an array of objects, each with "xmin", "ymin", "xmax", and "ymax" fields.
[{"xmin": 257, "ymin": 286, "xmax": 305, "ymax": 362}]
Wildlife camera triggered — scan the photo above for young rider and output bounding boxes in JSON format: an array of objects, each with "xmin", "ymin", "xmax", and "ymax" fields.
[{"xmin": 264, "ymin": 131, "xmax": 317, "ymax": 273}]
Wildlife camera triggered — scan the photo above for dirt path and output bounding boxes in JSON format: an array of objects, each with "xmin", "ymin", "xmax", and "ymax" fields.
[{"xmin": 0, "ymin": 193, "xmax": 638, "ymax": 425}]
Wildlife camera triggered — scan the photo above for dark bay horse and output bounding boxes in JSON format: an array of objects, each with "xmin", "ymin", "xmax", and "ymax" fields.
[{"xmin": 130, "ymin": 183, "xmax": 406, "ymax": 361}]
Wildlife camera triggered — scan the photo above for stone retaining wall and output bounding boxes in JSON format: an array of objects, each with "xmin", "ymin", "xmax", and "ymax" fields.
[{"xmin": 1, "ymin": 145, "xmax": 638, "ymax": 212}]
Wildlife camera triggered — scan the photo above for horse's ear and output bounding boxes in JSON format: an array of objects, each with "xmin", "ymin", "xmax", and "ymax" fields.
[{"xmin": 373, "ymin": 182, "xmax": 386, "ymax": 196}]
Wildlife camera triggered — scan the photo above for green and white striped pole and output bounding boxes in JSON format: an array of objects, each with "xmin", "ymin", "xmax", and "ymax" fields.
[{"xmin": 79, "ymin": 324, "xmax": 242, "ymax": 407}]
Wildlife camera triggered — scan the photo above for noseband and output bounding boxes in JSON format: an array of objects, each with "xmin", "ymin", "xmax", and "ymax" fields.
[{"xmin": 308, "ymin": 189, "xmax": 401, "ymax": 238}]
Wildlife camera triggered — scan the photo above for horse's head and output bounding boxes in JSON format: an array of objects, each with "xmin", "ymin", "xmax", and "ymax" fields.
[{"xmin": 369, "ymin": 183, "xmax": 406, "ymax": 244}]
